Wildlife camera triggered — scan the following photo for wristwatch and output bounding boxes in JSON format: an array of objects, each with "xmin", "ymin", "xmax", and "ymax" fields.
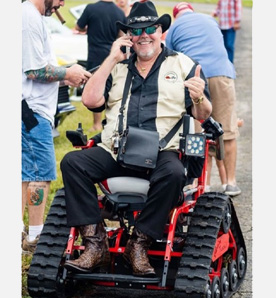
[{"xmin": 192, "ymin": 95, "xmax": 204, "ymax": 105}]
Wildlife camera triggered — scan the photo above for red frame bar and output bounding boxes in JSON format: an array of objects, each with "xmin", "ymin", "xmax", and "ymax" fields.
[{"xmin": 164, "ymin": 201, "xmax": 196, "ymax": 262}]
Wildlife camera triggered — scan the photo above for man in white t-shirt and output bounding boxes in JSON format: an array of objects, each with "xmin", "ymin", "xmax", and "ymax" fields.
[{"xmin": 21, "ymin": 0, "xmax": 91, "ymax": 254}]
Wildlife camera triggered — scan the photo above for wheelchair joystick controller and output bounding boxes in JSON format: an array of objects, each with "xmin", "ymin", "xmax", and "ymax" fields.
[{"xmin": 66, "ymin": 123, "xmax": 88, "ymax": 146}]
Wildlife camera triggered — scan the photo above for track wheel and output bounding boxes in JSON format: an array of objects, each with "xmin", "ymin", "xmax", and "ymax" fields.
[
  {"xmin": 229, "ymin": 260, "xmax": 238, "ymax": 291},
  {"xmin": 237, "ymin": 247, "xmax": 246, "ymax": 279},
  {"xmin": 205, "ymin": 278, "xmax": 212, "ymax": 298},
  {"xmin": 222, "ymin": 199, "xmax": 231, "ymax": 233},
  {"xmin": 211, "ymin": 276, "xmax": 220, "ymax": 298},
  {"xmin": 220, "ymin": 267, "xmax": 230, "ymax": 298}
]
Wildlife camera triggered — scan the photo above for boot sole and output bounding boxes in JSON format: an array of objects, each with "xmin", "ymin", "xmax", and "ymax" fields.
[
  {"xmin": 64, "ymin": 262, "xmax": 93, "ymax": 273},
  {"xmin": 64, "ymin": 260, "xmax": 110, "ymax": 274},
  {"xmin": 123, "ymin": 255, "xmax": 156, "ymax": 277}
]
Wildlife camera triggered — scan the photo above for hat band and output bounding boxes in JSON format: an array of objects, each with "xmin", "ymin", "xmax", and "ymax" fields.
[{"xmin": 128, "ymin": 16, "xmax": 158, "ymax": 24}]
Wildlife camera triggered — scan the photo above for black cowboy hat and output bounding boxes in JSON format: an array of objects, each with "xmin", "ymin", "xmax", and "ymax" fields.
[{"xmin": 116, "ymin": 1, "xmax": 171, "ymax": 33}]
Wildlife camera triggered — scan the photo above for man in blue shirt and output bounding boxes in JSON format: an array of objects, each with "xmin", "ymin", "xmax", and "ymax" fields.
[{"xmin": 166, "ymin": 2, "xmax": 241, "ymax": 196}]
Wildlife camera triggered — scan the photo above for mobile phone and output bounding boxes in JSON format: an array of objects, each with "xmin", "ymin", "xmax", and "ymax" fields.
[{"xmin": 126, "ymin": 32, "xmax": 130, "ymax": 59}]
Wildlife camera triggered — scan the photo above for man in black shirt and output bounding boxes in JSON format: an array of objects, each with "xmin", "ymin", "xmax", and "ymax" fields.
[{"xmin": 75, "ymin": 0, "xmax": 126, "ymax": 131}]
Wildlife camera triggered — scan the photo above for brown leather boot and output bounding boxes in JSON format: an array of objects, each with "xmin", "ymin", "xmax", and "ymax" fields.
[
  {"xmin": 123, "ymin": 228, "xmax": 156, "ymax": 276},
  {"xmin": 64, "ymin": 222, "xmax": 110, "ymax": 273}
]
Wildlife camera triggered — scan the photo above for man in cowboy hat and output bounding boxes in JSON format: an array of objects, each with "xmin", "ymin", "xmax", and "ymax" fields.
[{"xmin": 61, "ymin": 1, "xmax": 212, "ymax": 276}]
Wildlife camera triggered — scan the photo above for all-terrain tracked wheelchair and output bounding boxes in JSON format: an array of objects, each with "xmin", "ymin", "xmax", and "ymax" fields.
[{"xmin": 27, "ymin": 115, "xmax": 247, "ymax": 298}]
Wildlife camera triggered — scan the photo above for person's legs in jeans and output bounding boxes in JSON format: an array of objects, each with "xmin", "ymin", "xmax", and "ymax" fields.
[
  {"xmin": 221, "ymin": 28, "xmax": 236, "ymax": 63},
  {"xmin": 22, "ymin": 115, "xmax": 56, "ymax": 254}
]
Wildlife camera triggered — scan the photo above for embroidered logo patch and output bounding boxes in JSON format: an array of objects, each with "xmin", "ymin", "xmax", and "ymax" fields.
[{"xmin": 164, "ymin": 72, "xmax": 178, "ymax": 83}]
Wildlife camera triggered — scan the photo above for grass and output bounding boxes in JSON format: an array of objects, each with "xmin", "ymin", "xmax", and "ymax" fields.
[
  {"xmin": 58, "ymin": 0, "xmax": 252, "ymax": 29},
  {"xmin": 22, "ymin": 1, "xmax": 252, "ymax": 297}
]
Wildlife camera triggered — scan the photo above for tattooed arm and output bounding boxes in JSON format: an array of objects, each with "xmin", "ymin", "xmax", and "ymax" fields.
[
  {"xmin": 25, "ymin": 63, "xmax": 92, "ymax": 87},
  {"xmin": 25, "ymin": 64, "xmax": 66, "ymax": 83}
]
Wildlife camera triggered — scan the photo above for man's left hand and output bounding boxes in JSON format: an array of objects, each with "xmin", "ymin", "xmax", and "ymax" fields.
[{"xmin": 184, "ymin": 65, "xmax": 205, "ymax": 101}]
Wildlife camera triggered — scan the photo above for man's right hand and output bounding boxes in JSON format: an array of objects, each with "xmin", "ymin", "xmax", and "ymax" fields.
[
  {"xmin": 109, "ymin": 35, "xmax": 133, "ymax": 63},
  {"xmin": 65, "ymin": 64, "xmax": 92, "ymax": 87}
]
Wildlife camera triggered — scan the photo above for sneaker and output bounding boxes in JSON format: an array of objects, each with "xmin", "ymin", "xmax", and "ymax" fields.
[
  {"xmin": 205, "ymin": 185, "xmax": 211, "ymax": 192},
  {"xmin": 222, "ymin": 184, "xmax": 227, "ymax": 191},
  {"xmin": 224, "ymin": 185, "xmax": 241, "ymax": 197},
  {"xmin": 22, "ymin": 235, "xmax": 40, "ymax": 255}
]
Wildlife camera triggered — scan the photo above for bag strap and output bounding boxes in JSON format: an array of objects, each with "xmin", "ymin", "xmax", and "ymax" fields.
[
  {"xmin": 118, "ymin": 70, "xmax": 133, "ymax": 135},
  {"xmin": 117, "ymin": 69, "xmax": 186, "ymax": 148},
  {"xmin": 159, "ymin": 116, "xmax": 183, "ymax": 149}
]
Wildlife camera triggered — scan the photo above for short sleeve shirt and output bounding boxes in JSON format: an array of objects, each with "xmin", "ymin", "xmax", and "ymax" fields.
[
  {"xmin": 77, "ymin": 1, "xmax": 126, "ymax": 68},
  {"xmin": 22, "ymin": 1, "xmax": 59, "ymax": 126},
  {"xmin": 165, "ymin": 12, "xmax": 236, "ymax": 79}
]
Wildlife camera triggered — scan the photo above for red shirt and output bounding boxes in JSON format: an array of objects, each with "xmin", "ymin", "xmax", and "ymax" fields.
[{"xmin": 214, "ymin": 0, "xmax": 242, "ymax": 29}]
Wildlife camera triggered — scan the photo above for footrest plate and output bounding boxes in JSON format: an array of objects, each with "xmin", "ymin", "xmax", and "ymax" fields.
[{"xmin": 72, "ymin": 273, "xmax": 160, "ymax": 284}]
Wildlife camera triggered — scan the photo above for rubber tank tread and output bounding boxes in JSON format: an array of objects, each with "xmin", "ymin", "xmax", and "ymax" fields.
[
  {"xmin": 174, "ymin": 192, "xmax": 246, "ymax": 297},
  {"xmin": 27, "ymin": 188, "xmax": 70, "ymax": 298}
]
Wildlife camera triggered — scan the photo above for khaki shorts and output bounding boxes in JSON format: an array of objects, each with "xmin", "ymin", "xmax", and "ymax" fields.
[{"xmin": 207, "ymin": 76, "xmax": 239, "ymax": 140}]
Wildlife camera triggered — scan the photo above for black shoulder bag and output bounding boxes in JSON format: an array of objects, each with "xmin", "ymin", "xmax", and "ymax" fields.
[{"xmin": 116, "ymin": 70, "xmax": 183, "ymax": 172}]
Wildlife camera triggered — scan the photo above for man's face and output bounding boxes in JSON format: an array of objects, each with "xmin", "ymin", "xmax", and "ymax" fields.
[
  {"xmin": 44, "ymin": 0, "xmax": 64, "ymax": 16},
  {"xmin": 131, "ymin": 26, "xmax": 163, "ymax": 59}
]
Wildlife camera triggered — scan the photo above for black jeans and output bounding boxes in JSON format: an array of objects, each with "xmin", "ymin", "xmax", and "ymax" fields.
[{"xmin": 60, "ymin": 146, "xmax": 186, "ymax": 240}]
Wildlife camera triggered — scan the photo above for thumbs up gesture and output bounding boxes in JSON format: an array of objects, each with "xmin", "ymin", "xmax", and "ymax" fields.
[{"xmin": 184, "ymin": 65, "xmax": 205, "ymax": 103}]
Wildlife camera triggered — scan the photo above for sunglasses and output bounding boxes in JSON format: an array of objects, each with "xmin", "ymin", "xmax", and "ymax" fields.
[{"xmin": 129, "ymin": 25, "xmax": 160, "ymax": 36}]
